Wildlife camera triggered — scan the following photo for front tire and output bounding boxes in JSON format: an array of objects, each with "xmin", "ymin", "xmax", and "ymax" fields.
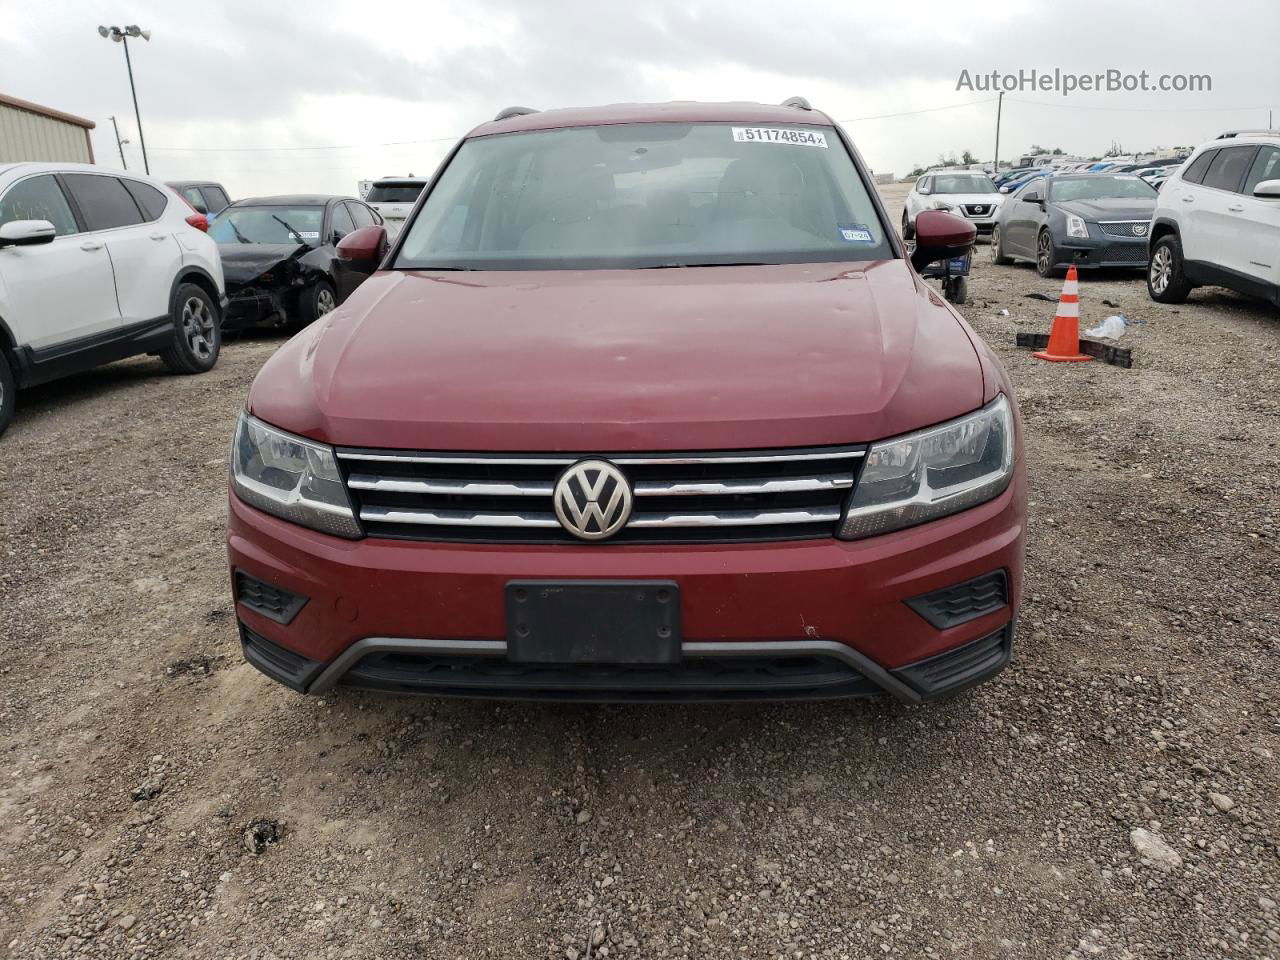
[
  {"xmin": 160, "ymin": 283, "xmax": 221, "ymax": 374},
  {"xmin": 1147, "ymin": 235, "xmax": 1193, "ymax": 304},
  {"xmin": 0, "ymin": 350, "xmax": 15, "ymax": 437},
  {"xmin": 990, "ymin": 225, "xmax": 1013, "ymax": 265},
  {"xmin": 297, "ymin": 281, "xmax": 337, "ymax": 327},
  {"xmin": 1035, "ymin": 229, "xmax": 1063, "ymax": 278},
  {"xmin": 901, "ymin": 211, "xmax": 915, "ymax": 241}
]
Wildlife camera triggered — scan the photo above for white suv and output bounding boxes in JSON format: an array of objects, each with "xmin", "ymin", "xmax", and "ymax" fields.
[
  {"xmin": 903, "ymin": 171, "xmax": 1004, "ymax": 238},
  {"xmin": 0, "ymin": 163, "xmax": 225, "ymax": 436},
  {"xmin": 1148, "ymin": 131, "xmax": 1280, "ymax": 306},
  {"xmin": 363, "ymin": 177, "xmax": 425, "ymax": 238}
]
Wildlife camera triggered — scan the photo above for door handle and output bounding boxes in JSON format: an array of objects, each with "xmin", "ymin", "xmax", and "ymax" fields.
[
  {"xmin": 1227, "ymin": 205, "xmax": 1244, "ymax": 213},
  {"xmin": 150, "ymin": 232, "xmax": 167, "ymax": 241},
  {"xmin": 1181, "ymin": 196, "xmax": 1194, "ymax": 203},
  {"xmin": 80, "ymin": 240, "xmax": 103, "ymax": 251}
]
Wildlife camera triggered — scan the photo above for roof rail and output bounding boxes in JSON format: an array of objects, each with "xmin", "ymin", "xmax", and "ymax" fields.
[
  {"xmin": 1216, "ymin": 129, "xmax": 1280, "ymax": 139},
  {"xmin": 494, "ymin": 106, "xmax": 540, "ymax": 121},
  {"xmin": 780, "ymin": 96, "xmax": 812, "ymax": 111}
]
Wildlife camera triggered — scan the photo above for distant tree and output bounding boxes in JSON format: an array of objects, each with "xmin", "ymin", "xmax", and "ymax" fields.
[
  {"xmin": 907, "ymin": 165, "xmax": 928, "ymax": 178},
  {"xmin": 1051, "ymin": 147, "xmax": 1065, "ymax": 155},
  {"xmin": 960, "ymin": 149, "xmax": 977, "ymax": 165},
  {"xmin": 937, "ymin": 152, "xmax": 960, "ymax": 167}
]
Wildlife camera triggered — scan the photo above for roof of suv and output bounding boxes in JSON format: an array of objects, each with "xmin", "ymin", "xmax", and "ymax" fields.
[
  {"xmin": 231, "ymin": 195, "xmax": 351, "ymax": 206},
  {"xmin": 468, "ymin": 100, "xmax": 836, "ymax": 139}
]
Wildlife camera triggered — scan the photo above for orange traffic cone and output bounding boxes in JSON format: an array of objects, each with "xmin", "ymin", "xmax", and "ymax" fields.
[{"xmin": 1033, "ymin": 266, "xmax": 1091, "ymax": 363}]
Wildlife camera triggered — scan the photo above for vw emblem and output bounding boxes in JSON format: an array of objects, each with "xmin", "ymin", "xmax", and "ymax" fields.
[
  {"xmin": 553, "ymin": 459, "xmax": 633, "ymax": 541},
  {"xmin": 1133, "ymin": 223, "xmax": 1148, "ymax": 236}
]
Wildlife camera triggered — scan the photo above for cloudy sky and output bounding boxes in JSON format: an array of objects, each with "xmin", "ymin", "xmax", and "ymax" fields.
[{"xmin": 3, "ymin": 0, "xmax": 1277, "ymax": 197}]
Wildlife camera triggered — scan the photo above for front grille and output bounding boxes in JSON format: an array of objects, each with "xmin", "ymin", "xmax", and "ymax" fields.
[
  {"xmin": 1100, "ymin": 243, "xmax": 1149, "ymax": 263},
  {"xmin": 337, "ymin": 446, "xmax": 865, "ymax": 544},
  {"xmin": 339, "ymin": 650, "xmax": 881, "ymax": 701},
  {"xmin": 961, "ymin": 203, "xmax": 993, "ymax": 217},
  {"xmin": 1098, "ymin": 220, "xmax": 1150, "ymax": 238}
]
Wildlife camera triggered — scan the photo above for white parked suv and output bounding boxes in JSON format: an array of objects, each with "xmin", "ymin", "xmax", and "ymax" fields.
[
  {"xmin": 0, "ymin": 163, "xmax": 225, "ymax": 436},
  {"xmin": 362, "ymin": 176, "xmax": 426, "ymax": 238},
  {"xmin": 904, "ymin": 171, "xmax": 1004, "ymax": 239},
  {"xmin": 1148, "ymin": 131, "xmax": 1280, "ymax": 306}
]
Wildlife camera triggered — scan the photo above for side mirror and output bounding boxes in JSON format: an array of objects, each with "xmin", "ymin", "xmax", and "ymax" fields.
[
  {"xmin": 1253, "ymin": 179, "xmax": 1280, "ymax": 199},
  {"xmin": 910, "ymin": 210, "xmax": 976, "ymax": 272},
  {"xmin": 999, "ymin": 185, "xmax": 1011, "ymax": 194},
  {"xmin": 0, "ymin": 219, "xmax": 57, "ymax": 248},
  {"xmin": 336, "ymin": 225, "xmax": 387, "ymax": 272},
  {"xmin": 1023, "ymin": 191, "xmax": 1042, "ymax": 204}
]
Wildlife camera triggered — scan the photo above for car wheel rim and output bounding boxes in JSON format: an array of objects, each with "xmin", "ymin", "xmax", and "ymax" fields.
[
  {"xmin": 1037, "ymin": 234, "xmax": 1050, "ymax": 273},
  {"xmin": 1151, "ymin": 247, "xmax": 1171, "ymax": 294},
  {"xmin": 991, "ymin": 228, "xmax": 1001, "ymax": 263},
  {"xmin": 182, "ymin": 297, "xmax": 215, "ymax": 361},
  {"xmin": 317, "ymin": 289, "xmax": 336, "ymax": 315}
]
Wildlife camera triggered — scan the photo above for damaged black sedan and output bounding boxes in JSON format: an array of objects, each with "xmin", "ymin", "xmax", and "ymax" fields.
[{"xmin": 210, "ymin": 195, "xmax": 384, "ymax": 330}]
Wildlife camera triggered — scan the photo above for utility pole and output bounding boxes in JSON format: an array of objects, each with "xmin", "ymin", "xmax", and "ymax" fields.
[
  {"xmin": 98, "ymin": 25, "xmax": 152, "ymax": 174},
  {"xmin": 109, "ymin": 115, "xmax": 128, "ymax": 169},
  {"xmin": 993, "ymin": 91, "xmax": 1004, "ymax": 172}
]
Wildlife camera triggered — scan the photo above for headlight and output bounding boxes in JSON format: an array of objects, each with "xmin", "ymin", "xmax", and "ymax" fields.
[
  {"xmin": 230, "ymin": 412, "xmax": 361, "ymax": 538},
  {"xmin": 1066, "ymin": 215, "xmax": 1089, "ymax": 239},
  {"xmin": 839, "ymin": 395, "xmax": 1014, "ymax": 540}
]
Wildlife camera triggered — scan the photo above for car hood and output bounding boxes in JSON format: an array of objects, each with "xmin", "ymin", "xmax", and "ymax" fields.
[
  {"xmin": 1054, "ymin": 197, "xmax": 1156, "ymax": 221},
  {"xmin": 219, "ymin": 244, "xmax": 336, "ymax": 287},
  {"xmin": 933, "ymin": 192, "xmax": 1003, "ymax": 206},
  {"xmin": 248, "ymin": 260, "xmax": 986, "ymax": 451}
]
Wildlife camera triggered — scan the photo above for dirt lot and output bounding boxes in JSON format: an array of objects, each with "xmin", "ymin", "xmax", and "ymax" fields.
[{"xmin": 2, "ymin": 183, "xmax": 1278, "ymax": 960}]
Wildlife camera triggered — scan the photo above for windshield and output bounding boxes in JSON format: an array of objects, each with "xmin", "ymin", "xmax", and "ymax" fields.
[
  {"xmin": 366, "ymin": 184, "xmax": 424, "ymax": 203},
  {"xmin": 393, "ymin": 122, "xmax": 891, "ymax": 270},
  {"xmin": 209, "ymin": 205, "xmax": 324, "ymax": 245},
  {"xmin": 1050, "ymin": 176, "xmax": 1158, "ymax": 202},
  {"xmin": 933, "ymin": 174, "xmax": 996, "ymax": 194}
]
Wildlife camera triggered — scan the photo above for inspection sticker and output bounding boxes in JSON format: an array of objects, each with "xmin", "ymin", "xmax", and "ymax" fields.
[
  {"xmin": 732, "ymin": 127, "xmax": 827, "ymax": 148},
  {"xmin": 296, "ymin": 231, "xmax": 320, "ymax": 240},
  {"xmin": 837, "ymin": 223, "xmax": 875, "ymax": 244}
]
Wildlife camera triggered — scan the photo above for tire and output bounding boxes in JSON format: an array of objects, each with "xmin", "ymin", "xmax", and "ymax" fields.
[
  {"xmin": 990, "ymin": 225, "xmax": 1013, "ymax": 265},
  {"xmin": 297, "ymin": 280, "xmax": 337, "ymax": 327},
  {"xmin": 946, "ymin": 276, "xmax": 968, "ymax": 305},
  {"xmin": 0, "ymin": 350, "xmax": 15, "ymax": 438},
  {"xmin": 1035, "ymin": 229, "xmax": 1063, "ymax": 278},
  {"xmin": 901, "ymin": 211, "xmax": 915, "ymax": 241},
  {"xmin": 160, "ymin": 283, "xmax": 221, "ymax": 374},
  {"xmin": 1147, "ymin": 235, "xmax": 1193, "ymax": 304}
]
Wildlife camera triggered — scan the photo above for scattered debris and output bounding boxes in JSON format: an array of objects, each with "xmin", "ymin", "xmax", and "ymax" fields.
[
  {"xmin": 1129, "ymin": 828, "xmax": 1183, "ymax": 871},
  {"xmin": 165, "ymin": 654, "xmax": 224, "ymax": 678},
  {"xmin": 243, "ymin": 819, "xmax": 284, "ymax": 855},
  {"xmin": 1085, "ymin": 315, "xmax": 1128, "ymax": 339},
  {"xmin": 1025, "ymin": 291, "xmax": 1059, "ymax": 302},
  {"xmin": 130, "ymin": 777, "xmax": 163, "ymax": 802}
]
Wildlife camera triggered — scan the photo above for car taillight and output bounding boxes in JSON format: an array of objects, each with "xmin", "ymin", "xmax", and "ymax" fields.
[{"xmin": 185, "ymin": 213, "xmax": 209, "ymax": 232}]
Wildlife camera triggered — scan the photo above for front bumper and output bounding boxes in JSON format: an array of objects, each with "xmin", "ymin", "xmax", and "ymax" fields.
[
  {"xmin": 1054, "ymin": 234, "xmax": 1149, "ymax": 269},
  {"xmin": 227, "ymin": 471, "xmax": 1025, "ymax": 703},
  {"xmin": 222, "ymin": 286, "xmax": 288, "ymax": 330}
]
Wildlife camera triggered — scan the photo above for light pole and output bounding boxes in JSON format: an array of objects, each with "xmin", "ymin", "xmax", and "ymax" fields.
[
  {"xmin": 98, "ymin": 25, "xmax": 151, "ymax": 174},
  {"xmin": 993, "ymin": 91, "xmax": 1004, "ymax": 173},
  {"xmin": 108, "ymin": 115, "xmax": 130, "ymax": 169}
]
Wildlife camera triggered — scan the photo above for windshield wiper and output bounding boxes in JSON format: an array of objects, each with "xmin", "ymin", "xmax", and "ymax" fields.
[
  {"xmin": 271, "ymin": 214, "xmax": 309, "ymax": 245},
  {"xmin": 225, "ymin": 220, "xmax": 251, "ymax": 244}
]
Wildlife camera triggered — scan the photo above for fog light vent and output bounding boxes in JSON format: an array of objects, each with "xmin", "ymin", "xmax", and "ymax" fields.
[
  {"xmin": 905, "ymin": 571, "xmax": 1007, "ymax": 630},
  {"xmin": 235, "ymin": 571, "xmax": 308, "ymax": 625}
]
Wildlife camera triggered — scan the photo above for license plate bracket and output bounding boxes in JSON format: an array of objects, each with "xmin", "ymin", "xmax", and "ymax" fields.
[{"xmin": 505, "ymin": 580, "xmax": 681, "ymax": 664}]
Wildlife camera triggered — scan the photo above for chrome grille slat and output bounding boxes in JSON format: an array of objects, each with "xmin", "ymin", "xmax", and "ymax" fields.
[{"xmin": 340, "ymin": 444, "xmax": 865, "ymax": 544}]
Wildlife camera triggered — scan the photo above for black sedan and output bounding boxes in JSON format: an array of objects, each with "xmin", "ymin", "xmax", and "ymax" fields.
[
  {"xmin": 209, "ymin": 195, "xmax": 385, "ymax": 330},
  {"xmin": 990, "ymin": 174, "xmax": 1158, "ymax": 278}
]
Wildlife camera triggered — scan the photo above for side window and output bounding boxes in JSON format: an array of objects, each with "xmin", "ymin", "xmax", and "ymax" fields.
[
  {"xmin": 330, "ymin": 202, "xmax": 356, "ymax": 242},
  {"xmin": 1181, "ymin": 151, "xmax": 1215, "ymax": 185},
  {"xmin": 0, "ymin": 174, "xmax": 79, "ymax": 235},
  {"xmin": 122, "ymin": 179, "xmax": 169, "ymax": 221},
  {"xmin": 1243, "ymin": 146, "xmax": 1280, "ymax": 195},
  {"xmin": 1202, "ymin": 146, "xmax": 1257, "ymax": 192},
  {"xmin": 62, "ymin": 174, "xmax": 144, "ymax": 231},
  {"xmin": 347, "ymin": 201, "xmax": 375, "ymax": 229},
  {"xmin": 181, "ymin": 187, "xmax": 208, "ymax": 214},
  {"xmin": 204, "ymin": 186, "xmax": 230, "ymax": 214}
]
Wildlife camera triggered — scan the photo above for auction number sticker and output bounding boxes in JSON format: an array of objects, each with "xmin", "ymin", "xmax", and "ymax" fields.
[{"xmin": 732, "ymin": 127, "xmax": 827, "ymax": 148}]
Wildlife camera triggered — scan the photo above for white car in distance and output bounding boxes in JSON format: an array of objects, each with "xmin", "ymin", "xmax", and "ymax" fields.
[
  {"xmin": 363, "ymin": 177, "xmax": 428, "ymax": 239},
  {"xmin": 904, "ymin": 171, "xmax": 1004, "ymax": 239}
]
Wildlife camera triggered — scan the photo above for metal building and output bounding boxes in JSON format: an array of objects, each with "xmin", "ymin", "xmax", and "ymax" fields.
[{"xmin": 0, "ymin": 93, "xmax": 96, "ymax": 164}]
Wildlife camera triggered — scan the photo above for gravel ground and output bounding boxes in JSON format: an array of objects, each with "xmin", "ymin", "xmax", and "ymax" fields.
[{"xmin": 1, "ymin": 183, "xmax": 1278, "ymax": 960}]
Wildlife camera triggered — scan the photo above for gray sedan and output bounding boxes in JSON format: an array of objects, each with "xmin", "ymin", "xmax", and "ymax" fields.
[{"xmin": 990, "ymin": 174, "xmax": 1158, "ymax": 277}]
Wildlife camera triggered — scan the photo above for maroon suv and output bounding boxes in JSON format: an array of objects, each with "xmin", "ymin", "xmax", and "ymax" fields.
[{"xmin": 227, "ymin": 99, "xmax": 1025, "ymax": 702}]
